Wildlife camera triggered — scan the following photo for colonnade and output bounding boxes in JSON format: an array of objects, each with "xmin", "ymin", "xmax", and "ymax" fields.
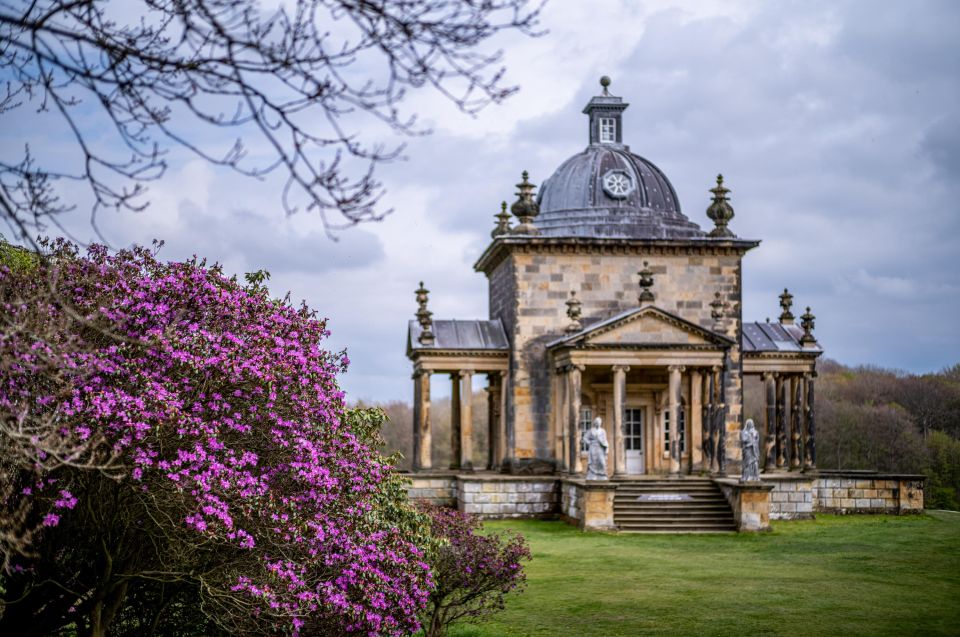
[
  {"xmin": 553, "ymin": 363, "xmax": 730, "ymax": 477},
  {"xmin": 759, "ymin": 371, "xmax": 816, "ymax": 471},
  {"xmin": 412, "ymin": 368, "xmax": 507, "ymax": 472}
]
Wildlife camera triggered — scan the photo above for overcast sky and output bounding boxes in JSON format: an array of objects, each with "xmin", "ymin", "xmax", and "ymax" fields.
[{"xmin": 8, "ymin": 0, "xmax": 960, "ymax": 402}]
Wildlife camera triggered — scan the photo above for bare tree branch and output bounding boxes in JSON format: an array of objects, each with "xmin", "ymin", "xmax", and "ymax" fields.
[{"xmin": 0, "ymin": 0, "xmax": 543, "ymax": 243}]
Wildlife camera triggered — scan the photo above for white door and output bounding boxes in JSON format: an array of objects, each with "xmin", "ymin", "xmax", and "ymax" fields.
[{"xmin": 625, "ymin": 407, "xmax": 645, "ymax": 474}]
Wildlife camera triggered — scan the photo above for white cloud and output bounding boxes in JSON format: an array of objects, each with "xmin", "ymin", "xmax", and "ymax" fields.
[{"xmin": 5, "ymin": 0, "xmax": 960, "ymax": 401}]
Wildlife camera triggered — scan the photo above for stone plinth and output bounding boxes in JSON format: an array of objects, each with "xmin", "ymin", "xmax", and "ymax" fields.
[
  {"xmin": 561, "ymin": 478, "xmax": 617, "ymax": 532},
  {"xmin": 715, "ymin": 478, "xmax": 774, "ymax": 532}
]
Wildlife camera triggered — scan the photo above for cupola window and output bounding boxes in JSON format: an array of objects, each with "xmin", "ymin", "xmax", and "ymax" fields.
[{"xmin": 599, "ymin": 117, "xmax": 616, "ymax": 143}]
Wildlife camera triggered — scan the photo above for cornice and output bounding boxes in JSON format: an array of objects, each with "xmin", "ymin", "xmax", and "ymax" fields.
[{"xmin": 474, "ymin": 236, "xmax": 761, "ymax": 274}]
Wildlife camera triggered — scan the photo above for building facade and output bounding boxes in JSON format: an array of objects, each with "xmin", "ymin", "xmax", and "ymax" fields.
[{"xmin": 407, "ymin": 78, "xmax": 823, "ymax": 486}]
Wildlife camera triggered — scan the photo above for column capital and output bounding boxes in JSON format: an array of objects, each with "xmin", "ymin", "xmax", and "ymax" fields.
[
  {"xmin": 667, "ymin": 364, "xmax": 686, "ymax": 374},
  {"xmin": 570, "ymin": 363, "xmax": 586, "ymax": 373},
  {"xmin": 762, "ymin": 371, "xmax": 776, "ymax": 381},
  {"xmin": 611, "ymin": 364, "xmax": 631, "ymax": 373},
  {"xmin": 711, "ymin": 365, "xmax": 722, "ymax": 373}
]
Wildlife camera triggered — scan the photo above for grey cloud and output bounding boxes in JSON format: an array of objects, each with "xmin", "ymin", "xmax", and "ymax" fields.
[
  {"xmin": 921, "ymin": 116, "xmax": 960, "ymax": 182},
  {"xmin": 170, "ymin": 201, "xmax": 384, "ymax": 275}
]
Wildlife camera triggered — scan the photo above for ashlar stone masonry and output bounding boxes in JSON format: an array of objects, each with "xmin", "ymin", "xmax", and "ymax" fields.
[{"xmin": 402, "ymin": 78, "xmax": 922, "ymax": 532}]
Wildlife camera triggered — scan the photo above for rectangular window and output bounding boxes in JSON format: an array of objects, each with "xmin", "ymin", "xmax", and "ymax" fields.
[
  {"xmin": 625, "ymin": 408, "xmax": 643, "ymax": 451},
  {"xmin": 663, "ymin": 407, "xmax": 686, "ymax": 453},
  {"xmin": 599, "ymin": 117, "xmax": 616, "ymax": 143},
  {"xmin": 579, "ymin": 407, "xmax": 592, "ymax": 452}
]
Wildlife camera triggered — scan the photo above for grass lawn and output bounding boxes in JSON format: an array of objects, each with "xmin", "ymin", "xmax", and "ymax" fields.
[{"xmin": 449, "ymin": 511, "xmax": 960, "ymax": 637}]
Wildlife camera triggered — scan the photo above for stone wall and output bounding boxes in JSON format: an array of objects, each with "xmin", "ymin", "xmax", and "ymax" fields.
[
  {"xmin": 405, "ymin": 471, "xmax": 926, "ymax": 531},
  {"xmin": 766, "ymin": 475, "xmax": 815, "ymax": 520},
  {"xmin": 483, "ymin": 244, "xmax": 746, "ymax": 466},
  {"xmin": 814, "ymin": 473, "xmax": 925, "ymax": 514},
  {"xmin": 560, "ymin": 480, "xmax": 582, "ymax": 524},
  {"xmin": 718, "ymin": 472, "xmax": 926, "ymax": 525},
  {"xmin": 405, "ymin": 474, "xmax": 457, "ymax": 507}
]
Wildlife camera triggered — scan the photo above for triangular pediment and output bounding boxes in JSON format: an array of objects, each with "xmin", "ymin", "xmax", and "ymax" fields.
[{"xmin": 550, "ymin": 306, "xmax": 732, "ymax": 349}]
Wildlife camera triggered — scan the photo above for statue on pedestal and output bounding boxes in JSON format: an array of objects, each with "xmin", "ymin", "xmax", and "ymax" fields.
[
  {"xmin": 740, "ymin": 418, "xmax": 760, "ymax": 482},
  {"xmin": 583, "ymin": 417, "xmax": 609, "ymax": 480}
]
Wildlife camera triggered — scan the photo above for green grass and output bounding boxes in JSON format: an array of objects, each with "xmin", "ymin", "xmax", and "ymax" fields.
[{"xmin": 450, "ymin": 512, "xmax": 960, "ymax": 637}]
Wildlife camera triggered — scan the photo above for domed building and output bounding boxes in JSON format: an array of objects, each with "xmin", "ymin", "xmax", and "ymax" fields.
[{"xmin": 404, "ymin": 79, "xmax": 842, "ymax": 532}]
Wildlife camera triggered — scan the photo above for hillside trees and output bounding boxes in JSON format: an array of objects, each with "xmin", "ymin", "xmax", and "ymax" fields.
[
  {"xmin": 0, "ymin": 240, "xmax": 432, "ymax": 636},
  {"xmin": 810, "ymin": 361, "xmax": 960, "ymax": 509},
  {"xmin": 0, "ymin": 0, "xmax": 542, "ymax": 239}
]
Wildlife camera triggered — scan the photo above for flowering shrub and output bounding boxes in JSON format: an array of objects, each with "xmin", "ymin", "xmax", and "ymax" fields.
[
  {"xmin": 418, "ymin": 504, "xmax": 531, "ymax": 637},
  {"xmin": 0, "ymin": 240, "xmax": 431, "ymax": 636}
]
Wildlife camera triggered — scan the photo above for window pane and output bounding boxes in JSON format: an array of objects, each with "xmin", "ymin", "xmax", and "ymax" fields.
[{"xmin": 599, "ymin": 117, "xmax": 615, "ymax": 143}]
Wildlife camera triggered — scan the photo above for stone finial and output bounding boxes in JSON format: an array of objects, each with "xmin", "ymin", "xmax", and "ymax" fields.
[
  {"xmin": 510, "ymin": 171, "xmax": 540, "ymax": 235},
  {"xmin": 491, "ymin": 201, "xmax": 512, "ymax": 238},
  {"xmin": 565, "ymin": 290, "xmax": 583, "ymax": 333},
  {"xmin": 800, "ymin": 306, "xmax": 817, "ymax": 347},
  {"xmin": 415, "ymin": 281, "xmax": 434, "ymax": 346},
  {"xmin": 599, "ymin": 75, "xmax": 612, "ymax": 96},
  {"xmin": 638, "ymin": 261, "xmax": 655, "ymax": 304},
  {"xmin": 706, "ymin": 174, "xmax": 736, "ymax": 238},
  {"xmin": 779, "ymin": 288, "xmax": 795, "ymax": 324},
  {"xmin": 710, "ymin": 291, "xmax": 726, "ymax": 330}
]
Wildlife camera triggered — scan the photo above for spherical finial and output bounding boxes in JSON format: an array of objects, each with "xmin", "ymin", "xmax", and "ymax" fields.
[{"xmin": 600, "ymin": 76, "xmax": 611, "ymax": 89}]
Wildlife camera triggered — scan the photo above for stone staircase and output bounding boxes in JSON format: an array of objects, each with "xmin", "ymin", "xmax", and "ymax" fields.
[{"xmin": 613, "ymin": 478, "xmax": 737, "ymax": 533}]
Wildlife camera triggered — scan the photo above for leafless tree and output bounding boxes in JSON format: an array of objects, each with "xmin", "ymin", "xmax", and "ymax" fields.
[{"xmin": 0, "ymin": 0, "xmax": 543, "ymax": 243}]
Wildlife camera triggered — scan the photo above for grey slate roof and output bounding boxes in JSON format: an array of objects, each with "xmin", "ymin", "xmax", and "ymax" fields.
[
  {"xmin": 742, "ymin": 321, "xmax": 821, "ymax": 354},
  {"xmin": 535, "ymin": 144, "xmax": 705, "ymax": 240},
  {"xmin": 408, "ymin": 319, "xmax": 509, "ymax": 352}
]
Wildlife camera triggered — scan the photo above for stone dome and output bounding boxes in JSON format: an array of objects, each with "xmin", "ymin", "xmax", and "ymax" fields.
[{"xmin": 534, "ymin": 80, "xmax": 704, "ymax": 240}]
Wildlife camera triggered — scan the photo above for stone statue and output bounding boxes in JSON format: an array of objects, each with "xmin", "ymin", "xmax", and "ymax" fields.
[
  {"xmin": 740, "ymin": 418, "xmax": 760, "ymax": 482},
  {"xmin": 582, "ymin": 417, "xmax": 609, "ymax": 480}
]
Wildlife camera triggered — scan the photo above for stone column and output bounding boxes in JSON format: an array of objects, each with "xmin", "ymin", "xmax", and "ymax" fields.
[
  {"xmin": 487, "ymin": 374, "xmax": 500, "ymax": 471},
  {"xmin": 551, "ymin": 370, "xmax": 562, "ymax": 468},
  {"xmin": 567, "ymin": 364, "xmax": 584, "ymax": 475},
  {"xmin": 450, "ymin": 372, "xmax": 461, "ymax": 470},
  {"xmin": 790, "ymin": 375, "xmax": 802, "ymax": 470},
  {"xmin": 498, "ymin": 370, "xmax": 509, "ymax": 470},
  {"xmin": 612, "ymin": 365, "xmax": 629, "ymax": 476},
  {"xmin": 763, "ymin": 371, "xmax": 777, "ymax": 473},
  {"xmin": 713, "ymin": 366, "xmax": 727, "ymax": 476},
  {"xmin": 804, "ymin": 373, "xmax": 817, "ymax": 471},
  {"xmin": 412, "ymin": 370, "xmax": 432, "ymax": 471},
  {"xmin": 556, "ymin": 366, "xmax": 568, "ymax": 473},
  {"xmin": 702, "ymin": 370, "xmax": 715, "ymax": 473},
  {"xmin": 653, "ymin": 394, "xmax": 663, "ymax": 473},
  {"xmin": 459, "ymin": 370, "xmax": 474, "ymax": 471},
  {"xmin": 690, "ymin": 369, "xmax": 703, "ymax": 473},
  {"xmin": 668, "ymin": 365, "xmax": 683, "ymax": 477},
  {"xmin": 776, "ymin": 375, "xmax": 786, "ymax": 469}
]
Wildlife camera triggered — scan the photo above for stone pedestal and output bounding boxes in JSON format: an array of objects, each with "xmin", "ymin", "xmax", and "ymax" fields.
[
  {"xmin": 715, "ymin": 478, "xmax": 774, "ymax": 532},
  {"xmin": 577, "ymin": 480, "xmax": 617, "ymax": 531}
]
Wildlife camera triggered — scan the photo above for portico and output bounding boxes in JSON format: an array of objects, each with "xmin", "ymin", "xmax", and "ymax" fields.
[{"xmin": 547, "ymin": 305, "xmax": 734, "ymax": 478}]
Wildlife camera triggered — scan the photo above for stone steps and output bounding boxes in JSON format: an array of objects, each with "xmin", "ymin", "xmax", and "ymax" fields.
[{"xmin": 614, "ymin": 479, "xmax": 736, "ymax": 533}]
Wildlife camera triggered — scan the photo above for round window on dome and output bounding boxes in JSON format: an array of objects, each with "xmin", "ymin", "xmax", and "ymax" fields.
[{"xmin": 601, "ymin": 169, "xmax": 635, "ymax": 199}]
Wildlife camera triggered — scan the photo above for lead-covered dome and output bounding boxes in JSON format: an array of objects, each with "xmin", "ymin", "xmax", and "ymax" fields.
[{"xmin": 534, "ymin": 78, "xmax": 704, "ymax": 240}]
